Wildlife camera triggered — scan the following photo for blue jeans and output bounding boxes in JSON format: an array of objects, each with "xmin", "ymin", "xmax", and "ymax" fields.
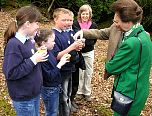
[
  {"xmin": 59, "ymin": 71, "xmax": 72, "ymax": 116},
  {"xmin": 13, "ymin": 95, "xmax": 40, "ymax": 116},
  {"xmin": 41, "ymin": 86, "xmax": 60, "ymax": 116}
]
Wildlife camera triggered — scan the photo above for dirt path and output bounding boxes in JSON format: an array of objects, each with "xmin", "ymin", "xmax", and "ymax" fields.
[{"xmin": 0, "ymin": 11, "xmax": 152, "ymax": 116}]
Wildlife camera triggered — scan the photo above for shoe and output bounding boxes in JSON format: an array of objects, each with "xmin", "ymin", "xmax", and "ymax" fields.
[
  {"xmin": 85, "ymin": 95, "xmax": 91, "ymax": 102},
  {"xmin": 71, "ymin": 101, "xmax": 79, "ymax": 109},
  {"xmin": 71, "ymin": 105, "xmax": 77, "ymax": 112}
]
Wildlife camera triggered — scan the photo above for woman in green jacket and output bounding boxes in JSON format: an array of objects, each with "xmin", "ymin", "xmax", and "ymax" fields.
[
  {"xmin": 105, "ymin": 0, "xmax": 152, "ymax": 115},
  {"xmin": 74, "ymin": 0, "xmax": 152, "ymax": 115}
]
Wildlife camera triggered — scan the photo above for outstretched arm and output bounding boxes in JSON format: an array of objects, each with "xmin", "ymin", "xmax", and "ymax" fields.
[{"xmin": 73, "ymin": 25, "xmax": 114, "ymax": 40}]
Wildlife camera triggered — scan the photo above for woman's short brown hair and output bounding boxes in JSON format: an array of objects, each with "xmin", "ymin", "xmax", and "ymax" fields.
[{"xmin": 111, "ymin": 0, "xmax": 143, "ymax": 24}]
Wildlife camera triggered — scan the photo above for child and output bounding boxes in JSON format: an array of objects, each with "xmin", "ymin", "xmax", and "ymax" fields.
[
  {"xmin": 34, "ymin": 29, "xmax": 70, "ymax": 116},
  {"xmin": 2, "ymin": 6, "xmax": 48, "ymax": 116},
  {"xmin": 73, "ymin": 4, "xmax": 98, "ymax": 101},
  {"xmin": 52, "ymin": 8, "xmax": 84, "ymax": 116},
  {"xmin": 66, "ymin": 10, "xmax": 86, "ymax": 112}
]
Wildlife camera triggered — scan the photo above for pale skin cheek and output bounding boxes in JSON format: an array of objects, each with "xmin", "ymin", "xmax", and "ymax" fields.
[
  {"xmin": 50, "ymin": 44, "xmax": 54, "ymax": 50},
  {"xmin": 31, "ymin": 28, "xmax": 39, "ymax": 36},
  {"xmin": 119, "ymin": 24, "xmax": 127, "ymax": 32},
  {"xmin": 48, "ymin": 40, "xmax": 55, "ymax": 49}
]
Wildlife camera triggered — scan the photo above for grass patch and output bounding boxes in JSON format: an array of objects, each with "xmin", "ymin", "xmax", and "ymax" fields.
[
  {"xmin": 0, "ymin": 99, "xmax": 15, "ymax": 116},
  {"xmin": 0, "ymin": 79, "xmax": 16, "ymax": 116},
  {"xmin": 96, "ymin": 105, "xmax": 113, "ymax": 116}
]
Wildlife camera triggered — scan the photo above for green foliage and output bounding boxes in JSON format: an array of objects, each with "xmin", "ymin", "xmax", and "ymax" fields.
[
  {"xmin": 75, "ymin": 0, "xmax": 88, "ymax": 6},
  {"xmin": 137, "ymin": 0, "xmax": 152, "ymax": 32},
  {"xmin": 0, "ymin": 0, "xmax": 31, "ymax": 8},
  {"xmin": 66, "ymin": 0, "xmax": 114, "ymax": 23},
  {"xmin": 91, "ymin": 0, "xmax": 106, "ymax": 22},
  {"xmin": 90, "ymin": 0, "xmax": 114, "ymax": 23},
  {"xmin": 1, "ymin": 0, "xmax": 152, "ymax": 31},
  {"xmin": 98, "ymin": 19, "xmax": 113, "ymax": 29},
  {"xmin": 1, "ymin": 0, "xmax": 7, "ymax": 6}
]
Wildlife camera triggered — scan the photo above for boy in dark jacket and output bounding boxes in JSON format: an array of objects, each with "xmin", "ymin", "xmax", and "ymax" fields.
[{"xmin": 52, "ymin": 8, "xmax": 84, "ymax": 116}]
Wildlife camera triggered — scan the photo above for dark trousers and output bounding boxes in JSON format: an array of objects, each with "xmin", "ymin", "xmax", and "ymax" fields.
[{"xmin": 71, "ymin": 66, "xmax": 79, "ymax": 101}]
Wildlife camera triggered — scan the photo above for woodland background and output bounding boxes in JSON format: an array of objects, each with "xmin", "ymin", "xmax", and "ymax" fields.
[
  {"xmin": 0, "ymin": 0, "xmax": 152, "ymax": 115},
  {"xmin": 1, "ymin": 0, "xmax": 152, "ymax": 31}
]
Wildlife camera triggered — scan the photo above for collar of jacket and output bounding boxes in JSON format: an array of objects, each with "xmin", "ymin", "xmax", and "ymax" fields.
[{"xmin": 123, "ymin": 25, "xmax": 144, "ymax": 41}]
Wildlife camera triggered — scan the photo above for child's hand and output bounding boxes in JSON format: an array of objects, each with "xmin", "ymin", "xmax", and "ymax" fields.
[
  {"xmin": 57, "ymin": 54, "xmax": 71, "ymax": 69},
  {"xmin": 77, "ymin": 38, "xmax": 85, "ymax": 48},
  {"xmin": 62, "ymin": 53, "xmax": 71, "ymax": 61},
  {"xmin": 31, "ymin": 51, "xmax": 49, "ymax": 64},
  {"xmin": 74, "ymin": 40, "xmax": 84, "ymax": 51}
]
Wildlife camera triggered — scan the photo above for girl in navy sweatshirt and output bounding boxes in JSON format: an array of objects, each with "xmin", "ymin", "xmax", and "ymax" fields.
[
  {"xmin": 34, "ymin": 29, "xmax": 70, "ymax": 116},
  {"xmin": 3, "ymin": 6, "xmax": 48, "ymax": 116}
]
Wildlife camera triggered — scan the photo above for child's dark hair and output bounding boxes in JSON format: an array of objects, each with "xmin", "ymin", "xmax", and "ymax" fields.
[
  {"xmin": 4, "ymin": 5, "xmax": 41, "ymax": 46},
  {"xmin": 34, "ymin": 29, "xmax": 54, "ymax": 47}
]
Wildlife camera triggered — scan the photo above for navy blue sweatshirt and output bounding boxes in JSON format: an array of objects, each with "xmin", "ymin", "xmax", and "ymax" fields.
[
  {"xmin": 3, "ymin": 37, "xmax": 42, "ymax": 101},
  {"xmin": 41, "ymin": 50, "xmax": 61, "ymax": 87},
  {"xmin": 52, "ymin": 29, "xmax": 75, "ymax": 71}
]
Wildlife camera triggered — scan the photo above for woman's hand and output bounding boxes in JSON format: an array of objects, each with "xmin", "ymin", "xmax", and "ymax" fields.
[{"xmin": 73, "ymin": 30, "xmax": 83, "ymax": 40}]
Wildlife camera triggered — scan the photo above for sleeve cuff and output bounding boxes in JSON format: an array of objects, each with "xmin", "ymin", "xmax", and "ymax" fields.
[{"xmin": 30, "ymin": 57, "xmax": 37, "ymax": 65}]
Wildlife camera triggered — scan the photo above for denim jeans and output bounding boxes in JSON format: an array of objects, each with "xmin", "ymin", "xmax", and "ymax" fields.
[
  {"xmin": 13, "ymin": 94, "xmax": 40, "ymax": 116},
  {"xmin": 41, "ymin": 85, "xmax": 60, "ymax": 116},
  {"xmin": 59, "ymin": 71, "xmax": 72, "ymax": 116}
]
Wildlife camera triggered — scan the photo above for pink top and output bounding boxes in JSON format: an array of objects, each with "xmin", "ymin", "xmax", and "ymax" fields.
[{"xmin": 78, "ymin": 20, "xmax": 92, "ymax": 29}]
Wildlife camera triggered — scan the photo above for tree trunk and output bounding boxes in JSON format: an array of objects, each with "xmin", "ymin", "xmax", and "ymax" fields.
[{"xmin": 47, "ymin": 0, "xmax": 55, "ymax": 19}]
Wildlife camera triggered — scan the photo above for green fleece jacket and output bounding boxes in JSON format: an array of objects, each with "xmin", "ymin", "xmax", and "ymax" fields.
[{"xmin": 106, "ymin": 25, "xmax": 152, "ymax": 116}]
